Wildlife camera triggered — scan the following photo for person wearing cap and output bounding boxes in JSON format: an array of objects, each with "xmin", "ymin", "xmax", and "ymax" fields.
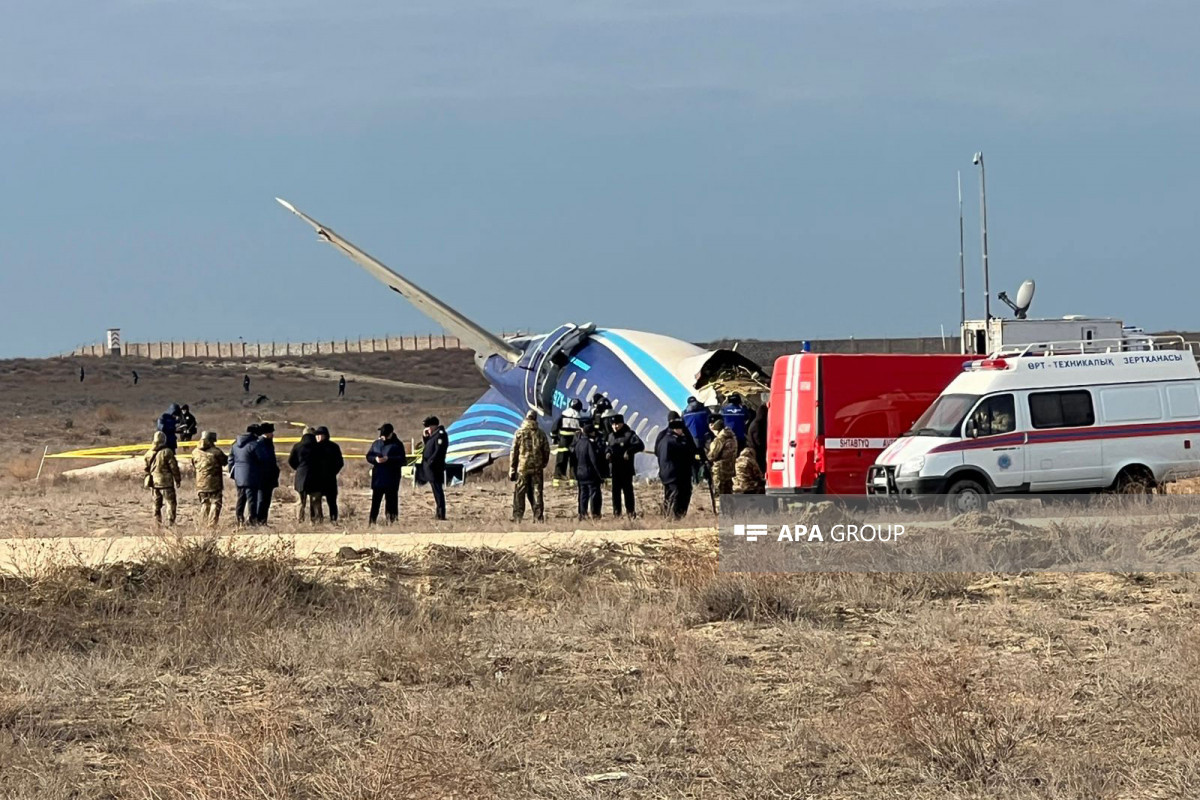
[
  {"xmin": 573, "ymin": 422, "xmax": 609, "ymax": 519},
  {"xmin": 588, "ymin": 393, "xmax": 612, "ymax": 430},
  {"xmin": 192, "ymin": 430, "xmax": 228, "ymax": 527},
  {"xmin": 157, "ymin": 404, "xmax": 180, "ymax": 452},
  {"xmin": 419, "ymin": 415, "xmax": 449, "ymax": 521},
  {"xmin": 707, "ymin": 418, "xmax": 738, "ymax": 496},
  {"xmin": 510, "ymin": 410, "xmax": 550, "ymax": 522},
  {"xmin": 314, "ymin": 426, "xmax": 344, "ymax": 522},
  {"xmin": 720, "ymin": 392, "xmax": 752, "ymax": 450},
  {"xmin": 683, "ymin": 396, "xmax": 712, "ymax": 485},
  {"xmin": 366, "ymin": 423, "xmax": 406, "ymax": 524},
  {"xmin": 177, "ymin": 404, "xmax": 198, "ymax": 443},
  {"xmin": 605, "ymin": 413, "xmax": 644, "ymax": 518},
  {"xmin": 144, "ymin": 430, "xmax": 182, "ymax": 526},
  {"xmin": 253, "ymin": 422, "xmax": 280, "ymax": 524},
  {"xmin": 551, "ymin": 398, "xmax": 583, "ymax": 488},
  {"xmin": 656, "ymin": 418, "xmax": 697, "ymax": 518},
  {"xmin": 288, "ymin": 426, "xmax": 325, "ymax": 523},
  {"xmin": 229, "ymin": 424, "xmax": 261, "ymax": 525}
]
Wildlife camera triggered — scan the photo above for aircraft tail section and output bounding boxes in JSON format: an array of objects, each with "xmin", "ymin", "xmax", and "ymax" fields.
[{"xmin": 276, "ymin": 199, "xmax": 521, "ymax": 364}]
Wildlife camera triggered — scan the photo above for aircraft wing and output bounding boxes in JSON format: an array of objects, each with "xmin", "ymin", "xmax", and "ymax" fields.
[{"xmin": 446, "ymin": 387, "xmax": 523, "ymax": 471}]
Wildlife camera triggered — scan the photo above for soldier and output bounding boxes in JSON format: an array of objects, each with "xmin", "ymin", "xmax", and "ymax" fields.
[
  {"xmin": 552, "ymin": 398, "xmax": 583, "ymax": 487},
  {"xmin": 177, "ymin": 404, "xmax": 198, "ymax": 443},
  {"xmin": 288, "ymin": 426, "xmax": 324, "ymax": 523},
  {"xmin": 734, "ymin": 446, "xmax": 766, "ymax": 494},
  {"xmin": 143, "ymin": 431, "xmax": 182, "ymax": 526},
  {"xmin": 605, "ymin": 413, "xmax": 644, "ymax": 517},
  {"xmin": 192, "ymin": 430, "xmax": 228, "ymax": 527},
  {"xmin": 420, "ymin": 415, "xmax": 449, "ymax": 520},
  {"xmin": 573, "ymin": 423, "xmax": 608, "ymax": 519},
  {"xmin": 510, "ymin": 410, "xmax": 550, "ymax": 522},
  {"xmin": 707, "ymin": 418, "xmax": 738, "ymax": 496}
]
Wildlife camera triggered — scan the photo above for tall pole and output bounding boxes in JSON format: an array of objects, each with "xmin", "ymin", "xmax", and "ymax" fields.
[
  {"xmin": 975, "ymin": 152, "xmax": 991, "ymax": 320},
  {"xmin": 958, "ymin": 170, "xmax": 966, "ymax": 330}
]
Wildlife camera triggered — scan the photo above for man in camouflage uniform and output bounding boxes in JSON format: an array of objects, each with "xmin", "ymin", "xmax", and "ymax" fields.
[
  {"xmin": 192, "ymin": 430, "xmax": 228, "ymax": 527},
  {"xmin": 733, "ymin": 446, "xmax": 766, "ymax": 494},
  {"xmin": 144, "ymin": 430, "xmax": 182, "ymax": 526},
  {"xmin": 510, "ymin": 410, "xmax": 550, "ymax": 522},
  {"xmin": 706, "ymin": 418, "xmax": 738, "ymax": 496}
]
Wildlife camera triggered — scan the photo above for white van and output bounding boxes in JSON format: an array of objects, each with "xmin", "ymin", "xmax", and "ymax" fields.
[{"xmin": 868, "ymin": 336, "xmax": 1200, "ymax": 513}]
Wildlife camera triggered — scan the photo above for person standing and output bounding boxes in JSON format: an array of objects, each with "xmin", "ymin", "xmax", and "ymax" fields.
[
  {"xmin": 510, "ymin": 410, "xmax": 550, "ymax": 522},
  {"xmin": 707, "ymin": 418, "xmax": 739, "ymax": 496},
  {"xmin": 143, "ymin": 431, "xmax": 182, "ymax": 526},
  {"xmin": 683, "ymin": 396, "xmax": 712, "ymax": 484},
  {"xmin": 734, "ymin": 446, "xmax": 766, "ymax": 494},
  {"xmin": 132, "ymin": 370, "xmax": 139, "ymax": 386},
  {"xmin": 366, "ymin": 423, "xmax": 405, "ymax": 524},
  {"xmin": 79, "ymin": 365, "xmax": 85, "ymax": 383},
  {"xmin": 588, "ymin": 393, "xmax": 612, "ymax": 429},
  {"xmin": 720, "ymin": 393, "xmax": 751, "ymax": 449},
  {"xmin": 192, "ymin": 430, "xmax": 228, "ymax": 527},
  {"xmin": 177, "ymin": 404, "xmax": 198, "ymax": 443},
  {"xmin": 656, "ymin": 418, "xmax": 697, "ymax": 519},
  {"xmin": 419, "ymin": 416, "xmax": 449, "ymax": 520},
  {"xmin": 253, "ymin": 423, "xmax": 280, "ymax": 524},
  {"xmin": 605, "ymin": 413, "xmax": 644, "ymax": 518},
  {"xmin": 573, "ymin": 423, "xmax": 608, "ymax": 520},
  {"xmin": 338, "ymin": 375, "xmax": 346, "ymax": 398},
  {"xmin": 746, "ymin": 400, "xmax": 768, "ymax": 473},
  {"xmin": 551, "ymin": 399, "xmax": 583, "ymax": 488},
  {"xmin": 243, "ymin": 374, "xmax": 251, "ymax": 394},
  {"xmin": 230, "ymin": 425, "xmax": 261, "ymax": 525},
  {"xmin": 314, "ymin": 426, "xmax": 344, "ymax": 522},
  {"xmin": 157, "ymin": 404, "xmax": 180, "ymax": 452},
  {"xmin": 288, "ymin": 427, "xmax": 325, "ymax": 523}
]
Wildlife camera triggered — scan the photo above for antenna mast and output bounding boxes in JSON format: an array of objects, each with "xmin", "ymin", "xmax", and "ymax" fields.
[
  {"xmin": 974, "ymin": 152, "xmax": 991, "ymax": 320},
  {"xmin": 957, "ymin": 170, "xmax": 965, "ymax": 330}
]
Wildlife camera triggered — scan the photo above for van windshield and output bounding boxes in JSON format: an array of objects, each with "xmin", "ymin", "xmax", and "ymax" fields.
[{"xmin": 903, "ymin": 394, "xmax": 979, "ymax": 437}]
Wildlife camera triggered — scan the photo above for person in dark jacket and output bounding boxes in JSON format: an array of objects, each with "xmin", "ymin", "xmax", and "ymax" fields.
[
  {"xmin": 605, "ymin": 414, "xmax": 644, "ymax": 518},
  {"xmin": 132, "ymin": 370, "xmax": 139, "ymax": 386},
  {"xmin": 157, "ymin": 404, "xmax": 180, "ymax": 452},
  {"xmin": 588, "ymin": 393, "xmax": 612, "ymax": 430},
  {"xmin": 366, "ymin": 423, "xmax": 406, "ymax": 524},
  {"xmin": 177, "ymin": 404, "xmax": 198, "ymax": 443},
  {"xmin": 746, "ymin": 400, "xmax": 769, "ymax": 473},
  {"xmin": 683, "ymin": 396, "xmax": 712, "ymax": 484},
  {"xmin": 253, "ymin": 423, "xmax": 280, "ymax": 524},
  {"xmin": 656, "ymin": 418, "xmax": 697, "ymax": 518},
  {"xmin": 229, "ymin": 425, "xmax": 260, "ymax": 525},
  {"xmin": 338, "ymin": 375, "xmax": 346, "ymax": 398},
  {"xmin": 573, "ymin": 423, "xmax": 608, "ymax": 519},
  {"xmin": 418, "ymin": 416, "xmax": 449, "ymax": 520},
  {"xmin": 243, "ymin": 374, "xmax": 251, "ymax": 393},
  {"xmin": 288, "ymin": 427, "xmax": 325, "ymax": 523},
  {"xmin": 720, "ymin": 393, "xmax": 751, "ymax": 449},
  {"xmin": 314, "ymin": 426, "xmax": 344, "ymax": 522}
]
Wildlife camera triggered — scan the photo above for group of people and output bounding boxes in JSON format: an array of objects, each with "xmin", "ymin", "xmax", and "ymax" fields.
[{"xmin": 155, "ymin": 403, "xmax": 198, "ymax": 446}]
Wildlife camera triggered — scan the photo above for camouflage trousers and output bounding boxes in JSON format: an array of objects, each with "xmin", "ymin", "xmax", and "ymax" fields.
[
  {"xmin": 512, "ymin": 473, "xmax": 544, "ymax": 522},
  {"xmin": 153, "ymin": 486, "xmax": 177, "ymax": 526},
  {"xmin": 198, "ymin": 491, "xmax": 223, "ymax": 527},
  {"xmin": 297, "ymin": 492, "xmax": 325, "ymax": 523}
]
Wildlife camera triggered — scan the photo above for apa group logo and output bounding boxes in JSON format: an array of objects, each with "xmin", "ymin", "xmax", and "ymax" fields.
[
  {"xmin": 731, "ymin": 522, "xmax": 906, "ymax": 543},
  {"xmin": 733, "ymin": 524, "xmax": 770, "ymax": 542}
]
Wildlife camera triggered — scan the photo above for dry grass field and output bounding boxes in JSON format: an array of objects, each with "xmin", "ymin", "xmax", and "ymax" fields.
[{"xmin": 4, "ymin": 353, "xmax": 1200, "ymax": 798}]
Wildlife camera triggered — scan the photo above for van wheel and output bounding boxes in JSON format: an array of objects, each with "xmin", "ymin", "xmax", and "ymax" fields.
[
  {"xmin": 1114, "ymin": 466, "xmax": 1156, "ymax": 495},
  {"xmin": 945, "ymin": 479, "xmax": 988, "ymax": 516}
]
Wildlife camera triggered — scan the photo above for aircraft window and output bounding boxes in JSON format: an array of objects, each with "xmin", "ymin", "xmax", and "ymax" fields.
[
  {"xmin": 636, "ymin": 418, "xmax": 648, "ymax": 436},
  {"xmin": 647, "ymin": 426, "xmax": 659, "ymax": 443},
  {"xmin": 618, "ymin": 405, "xmax": 628, "ymax": 417},
  {"xmin": 566, "ymin": 372, "xmax": 577, "ymax": 389},
  {"xmin": 575, "ymin": 379, "xmax": 587, "ymax": 397},
  {"xmin": 627, "ymin": 411, "xmax": 639, "ymax": 427}
]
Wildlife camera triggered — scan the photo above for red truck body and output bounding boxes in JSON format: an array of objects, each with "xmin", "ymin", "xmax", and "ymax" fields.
[{"xmin": 766, "ymin": 353, "xmax": 967, "ymax": 494}]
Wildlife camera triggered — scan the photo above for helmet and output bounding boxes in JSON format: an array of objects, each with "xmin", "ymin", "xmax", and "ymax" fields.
[
  {"xmin": 728, "ymin": 392, "xmax": 742, "ymax": 404},
  {"xmin": 569, "ymin": 399, "xmax": 582, "ymax": 410},
  {"xmin": 593, "ymin": 392, "xmax": 605, "ymax": 402}
]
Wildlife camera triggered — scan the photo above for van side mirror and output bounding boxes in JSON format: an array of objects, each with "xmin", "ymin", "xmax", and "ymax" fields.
[{"xmin": 964, "ymin": 420, "xmax": 978, "ymax": 439}]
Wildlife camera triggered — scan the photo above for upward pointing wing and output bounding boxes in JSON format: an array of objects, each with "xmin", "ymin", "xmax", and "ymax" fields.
[
  {"xmin": 276, "ymin": 198, "xmax": 521, "ymax": 363},
  {"xmin": 446, "ymin": 387, "xmax": 523, "ymax": 472}
]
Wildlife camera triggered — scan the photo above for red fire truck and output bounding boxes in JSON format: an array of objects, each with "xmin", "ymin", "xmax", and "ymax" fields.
[{"xmin": 766, "ymin": 353, "xmax": 966, "ymax": 494}]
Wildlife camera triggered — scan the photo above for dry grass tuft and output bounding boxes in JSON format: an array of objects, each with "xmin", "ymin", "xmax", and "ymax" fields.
[
  {"xmin": 4, "ymin": 455, "xmax": 41, "ymax": 481},
  {"xmin": 96, "ymin": 404, "xmax": 125, "ymax": 423}
]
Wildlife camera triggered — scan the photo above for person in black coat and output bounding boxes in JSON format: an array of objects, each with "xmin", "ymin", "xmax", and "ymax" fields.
[
  {"xmin": 573, "ymin": 423, "xmax": 609, "ymax": 520},
  {"xmin": 366, "ymin": 423, "xmax": 406, "ymax": 524},
  {"xmin": 288, "ymin": 428, "xmax": 325, "ymax": 523},
  {"xmin": 314, "ymin": 426, "xmax": 344, "ymax": 522},
  {"xmin": 656, "ymin": 419, "xmax": 697, "ymax": 519},
  {"xmin": 418, "ymin": 415, "xmax": 449, "ymax": 520},
  {"xmin": 746, "ymin": 401, "xmax": 769, "ymax": 473},
  {"xmin": 253, "ymin": 423, "xmax": 280, "ymax": 524},
  {"xmin": 605, "ymin": 414, "xmax": 645, "ymax": 517}
]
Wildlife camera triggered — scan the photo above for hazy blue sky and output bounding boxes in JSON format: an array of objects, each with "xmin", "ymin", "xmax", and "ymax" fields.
[{"xmin": 3, "ymin": 0, "xmax": 1198, "ymax": 357}]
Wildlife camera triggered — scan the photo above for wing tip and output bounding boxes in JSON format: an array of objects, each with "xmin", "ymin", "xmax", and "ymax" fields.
[{"xmin": 275, "ymin": 197, "xmax": 297, "ymax": 213}]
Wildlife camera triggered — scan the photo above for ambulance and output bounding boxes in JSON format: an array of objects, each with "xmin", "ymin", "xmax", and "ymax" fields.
[
  {"xmin": 868, "ymin": 336, "xmax": 1200, "ymax": 512},
  {"xmin": 766, "ymin": 354, "xmax": 968, "ymax": 494}
]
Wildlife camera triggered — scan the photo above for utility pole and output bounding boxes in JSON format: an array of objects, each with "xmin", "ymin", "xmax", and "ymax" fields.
[{"xmin": 973, "ymin": 152, "xmax": 991, "ymax": 320}]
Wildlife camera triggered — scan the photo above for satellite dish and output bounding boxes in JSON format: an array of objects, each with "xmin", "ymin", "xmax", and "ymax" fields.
[{"xmin": 997, "ymin": 279, "xmax": 1036, "ymax": 319}]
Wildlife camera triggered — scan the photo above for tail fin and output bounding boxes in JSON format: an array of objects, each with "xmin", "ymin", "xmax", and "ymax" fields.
[{"xmin": 276, "ymin": 198, "xmax": 521, "ymax": 363}]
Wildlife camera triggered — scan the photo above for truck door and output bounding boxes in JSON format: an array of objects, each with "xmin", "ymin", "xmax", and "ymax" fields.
[
  {"xmin": 964, "ymin": 393, "xmax": 1025, "ymax": 490},
  {"xmin": 768, "ymin": 354, "xmax": 820, "ymax": 490}
]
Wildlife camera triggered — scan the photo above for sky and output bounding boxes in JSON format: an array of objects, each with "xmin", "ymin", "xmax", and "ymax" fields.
[{"xmin": 2, "ymin": 0, "xmax": 1199, "ymax": 357}]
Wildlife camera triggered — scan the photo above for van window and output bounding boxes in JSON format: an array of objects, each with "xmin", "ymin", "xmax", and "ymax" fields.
[
  {"xmin": 1029, "ymin": 390, "xmax": 1095, "ymax": 429},
  {"xmin": 1100, "ymin": 386, "xmax": 1161, "ymax": 423},
  {"xmin": 968, "ymin": 394, "xmax": 1016, "ymax": 437},
  {"xmin": 1167, "ymin": 385, "xmax": 1200, "ymax": 419},
  {"xmin": 906, "ymin": 393, "xmax": 979, "ymax": 437}
]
